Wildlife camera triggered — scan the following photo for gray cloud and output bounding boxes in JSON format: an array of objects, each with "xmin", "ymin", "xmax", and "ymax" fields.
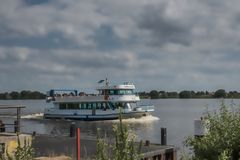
[
  {"xmin": 23, "ymin": 0, "xmax": 50, "ymax": 6},
  {"xmin": 0, "ymin": 31, "xmax": 79, "ymax": 49},
  {"xmin": 1, "ymin": 0, "xmax": 240, "ymax": 92},
  {"xmin": 137, "ymin": 4, "xmax": 192, "ymax": 46},
  {"xmin": 90, "ymin": 24, "xmax": 124, "ymax": 51},
  {"xmin": 0, "ymin": 0, "xmax": 108, "ymax": 46}
]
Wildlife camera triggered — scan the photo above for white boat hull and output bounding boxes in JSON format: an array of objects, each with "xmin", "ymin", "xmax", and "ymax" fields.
[{"xmin": 44, "ymin": 111, "xmax": 151, "ymax": 121}]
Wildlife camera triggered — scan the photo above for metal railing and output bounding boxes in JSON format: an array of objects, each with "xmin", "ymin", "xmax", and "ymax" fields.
[{"xmin": 0, "ymin": 105, "xmax": 26, "ymax": 133}]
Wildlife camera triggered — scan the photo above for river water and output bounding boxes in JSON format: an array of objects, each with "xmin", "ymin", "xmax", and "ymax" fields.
[{"xmin": 1, "ymin": 99, "xmax": 239, "ymax": 152}]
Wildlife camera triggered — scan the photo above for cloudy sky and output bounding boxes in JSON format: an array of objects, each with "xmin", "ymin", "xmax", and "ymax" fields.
[{"xmin": 1, "ymin": 0, "xmax": 240, "ymax": 92}]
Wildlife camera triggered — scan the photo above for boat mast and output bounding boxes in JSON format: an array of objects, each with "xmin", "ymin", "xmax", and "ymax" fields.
[
  {"xmin": 104, "ymin": 78, "xmax": 109, "ymax": 100},
  {"xmin": 105, "ymin": 78, "xmax": 108, "ymax": 86}
]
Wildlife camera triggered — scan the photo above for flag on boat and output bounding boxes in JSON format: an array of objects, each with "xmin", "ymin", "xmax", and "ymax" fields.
[{"xmin": 98, "ymin": 80, "xmax": 104, "ymax": 83}]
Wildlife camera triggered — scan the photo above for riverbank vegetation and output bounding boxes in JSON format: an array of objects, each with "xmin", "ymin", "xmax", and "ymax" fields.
[
  {"xmin": 139, "ymin": 89, "xmax": 240, "ymax": 99},
  {"xmin": 0, "ymin": 135, "xmax": 34, "ymax": 160},
  {"xmin": 1, "ymin": 89, "xmax": 240, "ymax": 100},
  {"xmin": 181, "ymin": 102, "xmax": 240, "ymax": 160},
  {"xmin": 0, "ymin": 91, "xmax": 45, "ymax": 100},
  {"xmin": 96, "ymin": 112, "xmax": 142, "ymax": 160}
]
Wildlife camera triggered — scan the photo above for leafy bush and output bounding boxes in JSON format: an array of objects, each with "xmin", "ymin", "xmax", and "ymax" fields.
[
  {"xmin": 182, "ymin": 102, "xmax": 240, "ymax": 160},
  {"xmin": 0, "ymin": 135, "xmax": 34, "ymax": 160},
  {"xmin": 96, "ymin": 111, "xmax": 142, "ymax": 160}
]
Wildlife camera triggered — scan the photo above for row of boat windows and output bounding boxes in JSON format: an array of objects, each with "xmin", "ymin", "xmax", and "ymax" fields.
[
  {"xmin": 99, "ymin": 89, "xmax": 134, "ymax": 95},
  {"xmin": 59, "ymin": 102, "xmax": 124, "ymax": 110}
]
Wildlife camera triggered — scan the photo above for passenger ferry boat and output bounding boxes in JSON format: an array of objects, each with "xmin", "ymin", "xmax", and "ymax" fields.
[{"xmin": 44, "ymin": 80, "xmax": 154, "ymax": 121}]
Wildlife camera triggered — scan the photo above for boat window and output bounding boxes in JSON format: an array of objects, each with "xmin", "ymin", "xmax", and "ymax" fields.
[
  {"xmin": 102, "ymin": 102, "xmax": 110, "ymax": 110},
  {"xmin": 80, "ymin": 103, "xmax": 87, "ymax": 109},
  {"xmin": 114, "ymin": 102, "xmax": 118, "ymax": 108},
  {"xmin": 92, "ymin": 103, "xmax": 96, "ymax": 109},
  {"xmin": 108, "ymin": 102, "xmax": 116, "ymax": 109},
  {"xmin": 118, "ymin": 90, "xmax": 125, "ymax": 95},
  {"xmin": 109, "ymin": 90, "xmax": 114, "ymax": 95},
  {"xmin": 59, "ymin": 103, "xmax": 67, "ymax": 110},
  {"xmin": 97, "ymin": 103, "xmax": 101, "ymax": 109},
  {"xmin": 75, "ymin": 103, "xmax": 80, "ymax": 109},
  {"xmin": 104, "ymin": 90, "xmax": 109, "ymax": 95},
  {"xmin": 125, "ymin": 90, "xmax": 133, "ymax": 95},
  {"xmin": 115, "ymin": 102, "xmax": 123, "ymax": 108},
  {"xmin": 67, "ymin": 103, "xmax": 79, "ymax": 109},
  {"xmin": 87, "ymin": 103, "xmax": 92, "ymax": 109},
  {"xmin": 102, "ymin": 102, "xmax": 106, "ymax": 109},
  {"xmin": 111, "ymin": 90, "xmax": 119, "ymax": 95}
]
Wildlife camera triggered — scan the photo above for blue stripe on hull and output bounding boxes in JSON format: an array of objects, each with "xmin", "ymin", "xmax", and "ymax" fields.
[{"xmin": 44, "ymin": 112, "xmax": 150, "ymax": 121}]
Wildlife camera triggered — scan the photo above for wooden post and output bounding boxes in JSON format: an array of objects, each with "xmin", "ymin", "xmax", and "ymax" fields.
[
  {"xmin": 16, "ymin": 107, "xmax": 21, "ymax": 133},
  {"xmin": 70, "ymin": 123, "xmax": 76, "ymax": 137},
  {"xmin": 76, "ymin": 128, "xmax": 81, "ymax": 160},
  {"xmin": 14, "ymin": 120, "xmax": 18, "ymax": 133},
  {"xmin": 173, "ymin": 149, "xmax": 177, "ymax": 160},
  {"xmin": 161, "ymin": 128, "xmax": 167, "ymax": 145},
  {"xmin": 0, "ymin": 123, "xmax": 5, "ymax": 132},
  {"xmin": 232, "ymin": 150, "xmax": 239, "ymax": 160}
]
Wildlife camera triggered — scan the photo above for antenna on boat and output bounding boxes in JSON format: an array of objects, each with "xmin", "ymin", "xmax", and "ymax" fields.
[
  {"xmin": 105, "ymin": 78, "xmax": 109, "ymax": 86},
  {"xmin": 104, "ymin": 78, "xmax": 109, "ymax": 101}
]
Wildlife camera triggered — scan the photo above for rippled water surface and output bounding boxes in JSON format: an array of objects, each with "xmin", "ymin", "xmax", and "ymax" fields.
[{"xmin": 1, "ymin": 99, "xmax": 239, "ymax": 151}]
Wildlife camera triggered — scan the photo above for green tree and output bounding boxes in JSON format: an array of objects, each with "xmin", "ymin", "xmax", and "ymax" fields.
[
  {"xmin": 138, "ymin": 92, "xmax": 149, "ymax": 99},
  {"xmin": 0, "ymin": 93, "xmax": 8, "ymax": 100},
  {"xmin": 159, "ymin": 91, "xmax": 167, "ymax": 98},
  {"xmin": 9, "ymin": 92, "xmax": 20, "ymax": 99},
  {"xmin": 149, "ymin": 90, "xmax": 159, "ymax": 99},
  {"xmin": 190, "ymin": 91, "xmax": 195, "ymax": 97},
  {"xmin": 205, "ymin": 91, "xmax": 209, "ymax": 95},
  {"xmin": 183, "ymin": 102, "xmax": 240, "ymax": 160},
  {"xmin": 179, "ymin": 91, "xmax": 191, "ymax": 98},
  {"xmin": 167, "ymin": 92, "xmax": 178, "ymax": 98},
  {"xmin": 19, "ymin": 90, "xmax": 45, "ymax": 99},
  {"xmin": 228, "ymin": 91, "xmax": 240, "ymax": 98},
  {"xmin": 214, "ymin": 89, "xmax": 226, "ymax": 98},
  {"xmin": 20, "ymin": 91, "xmax": 31, "ymax": 99},
  {"xmin": 28, "ymin": 91, "xmax": 45, "ymax": 99}
]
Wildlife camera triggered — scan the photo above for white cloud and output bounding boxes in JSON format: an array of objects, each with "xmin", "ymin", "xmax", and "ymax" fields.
[{"xmin": 1, "ymin": 0, "xmax": 240, "ymax": 91}]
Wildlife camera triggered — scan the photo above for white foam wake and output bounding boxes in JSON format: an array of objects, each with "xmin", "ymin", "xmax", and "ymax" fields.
[
  {"xmin": 112, "ymin": 115, "xmax": 159, "ymax": 123},
  {"xmin": 20, "ymin": 113, "xmax": 160, "ymax": 123},
  {"xmin": 21, "ymin": 113, "xmax": 44, "ymax": 119}
]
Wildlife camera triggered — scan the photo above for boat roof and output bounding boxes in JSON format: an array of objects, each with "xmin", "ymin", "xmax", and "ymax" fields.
[
  {"xmin": 47, "ymin": 82, "xmax": 136, "ymax": 94},
  {"xmin": 96, "ymin": 83, "xmax": 135, "ymax": 90}
]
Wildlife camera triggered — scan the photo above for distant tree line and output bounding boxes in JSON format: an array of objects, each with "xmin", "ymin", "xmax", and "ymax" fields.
[
  {"xmin": 1, "ymin": 89, "xmax": 240, "ymax": 100},
  {"xmin": 138, "ymin": 89, "xmax": 240, "ymax": 99},
  {"xmin": 0, "ymin": 90, "xmax": 46, "ymax": 100}
]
